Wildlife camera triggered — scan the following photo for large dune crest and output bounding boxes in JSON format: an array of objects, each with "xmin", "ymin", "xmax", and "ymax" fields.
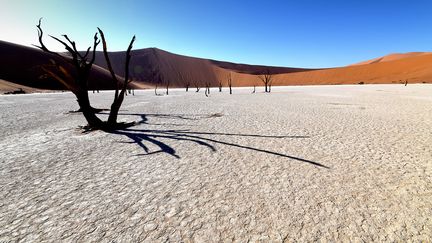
[
  {"xmin": 350, "ymin": 52, "xmax": 432, "ymax": 66},
  {"xmin": 1, "ymin": 40, "xmax": 431, "ymax": 91}
]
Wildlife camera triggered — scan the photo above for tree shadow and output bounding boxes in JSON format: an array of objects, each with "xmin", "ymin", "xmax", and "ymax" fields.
[{"xmin": 107, "ymin": 113, "xmax": 330, "ymax": 169}]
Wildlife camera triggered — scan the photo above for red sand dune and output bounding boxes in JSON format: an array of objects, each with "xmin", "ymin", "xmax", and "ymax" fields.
[{"xmin": 1, "ymin": 40, "xmax": 431, "ymax": 92}]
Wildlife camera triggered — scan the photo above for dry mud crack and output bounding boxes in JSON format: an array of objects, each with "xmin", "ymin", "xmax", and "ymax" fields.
[{"xmin": 0, "ymin": 85, "xmax": 431, "ymax": 241}]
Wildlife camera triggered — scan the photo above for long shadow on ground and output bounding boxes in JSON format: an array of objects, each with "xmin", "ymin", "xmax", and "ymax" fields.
[{"xmin": 105, "ymin": 113, "xmax": 330, "ymax": 169}]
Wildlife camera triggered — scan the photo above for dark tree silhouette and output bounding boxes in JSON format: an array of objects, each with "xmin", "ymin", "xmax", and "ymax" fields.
[
  {"xmin": 35, "ymin": 19, "xmax": 135, "ymax": 130},
  {"xmin": 177, "ymin": 71, "xmax": 190, "ymax": 92},
  {"xmin": 259, "ymin": 69, "xmax": 273, "ymax": 93},
  {"xmin": 227, "ymin": 72, "xmax": 233, "ymax": 95},
  {"xmin": 205, "ymin": 82, "xmax": 210, "ymax": 97},
  {"xmin": 150, "ymin": 67, "xmax": 162, "ymax": 96},
  {"xmin": 195, "ymin": 82, "xmax": 200, "ymax": 92},
  {"xmin": 166, "ymin": 79, "xmax": 170, "ymax": 95},
  {"xmin": 218, "ymin": 79, "xmax": 223, "ymax": 92}
]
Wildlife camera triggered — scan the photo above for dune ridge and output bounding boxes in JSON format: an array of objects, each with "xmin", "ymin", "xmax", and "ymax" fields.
[{"xmin": 1, "ymin": 40, "xmax": 431, "ymax": 91}]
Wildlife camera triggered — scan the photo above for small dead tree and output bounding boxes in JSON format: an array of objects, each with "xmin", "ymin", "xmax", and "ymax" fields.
[
  {"xmin": 166, "ymin": 79, "xmax": 170, "ymax": 95},
  {"xmin": 178, "ymin": 71, "xmax": 190, "ymax": 92},
  {"xmin": 205, "ymin": 82, "xmax": 210, "ymax": 97},
  {"xmin": 252, "ymin": 85, "xmax": 256, "ymax": 94},
  {"xmin": 227, "ymin": 72, "xmax": 233, "ymax": 95},
  {"xmin": 218, "ymin": 80, "xmax": 223, "ymax": 92},
  {"xmin": 259, "ymin": 69, "xmax": 273, "ymax": 93},
  {"xmin": 150, "ymin": 68, "xmax": 163, "ymax": 96},
  {"xmin": 195, "ymin": 82, "xmax": 200, "ymax": 92},
  {"xmin": 35, "ymin": 19, "xmax": 135, "ymax": 130}
]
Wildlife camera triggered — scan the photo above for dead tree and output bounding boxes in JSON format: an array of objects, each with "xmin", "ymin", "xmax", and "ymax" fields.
[
  {"xmin": 166, "ymin": 79, "xmax": 170, "ymax": 95},
  {"xmin": 195, "ymin": 82, "xmax": 200, "ymax": 92},
  {"xmin": 227, "ymin": 72, "xmax": 233, "ymax": 95},
  {"xmin": 150, "ymin": 68, "xmax": 162, "ymax": 96},
  {"xmin": 204, "ymin": 82, "xmax": 210, "ymax": 97},
  {"xmin": 252, "ymin": 85, "xmax": 256, "ymax": 93},
  {"xmin": 218, "ymin": 80, "xmax": 223, "ymax": 92},
  {"xmin": 178, "ymin": 71, "xmax": 190, "ymax": 92},
  {"xmin": 205, "ymin": 82, "xmax": 210, "ymax": 97},
  {"xmin": 259, "ymin": 69, "xmax": 273, "ymax": 93},
  {"xmin": 35, "ymin": 19, "xmax": 135, "ymax": 130}
]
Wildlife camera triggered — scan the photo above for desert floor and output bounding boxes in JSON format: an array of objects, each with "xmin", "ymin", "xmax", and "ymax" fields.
[{"xmin": 0, "ymin": 84, "xmax": 431, "ymax": 242}]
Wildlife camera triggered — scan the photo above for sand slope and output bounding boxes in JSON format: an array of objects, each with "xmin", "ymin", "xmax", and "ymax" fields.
[
  {"xmin": 270, "ymin": 53, "xmax": 432, "ymax": 85},
  {"xmin": 0, "ymin": 85, "xmax": 431, "ymax": 241},
  {"xmin": 350, "ymin": 52, "xmax": 432, "ymax": 66},
  {"xmin": 1, "ymin": 40, "xmax": 432, "ymax": 91},
  {"xmin": 0, "ymin": 41, "xmax": 137, "ymax": 91}
]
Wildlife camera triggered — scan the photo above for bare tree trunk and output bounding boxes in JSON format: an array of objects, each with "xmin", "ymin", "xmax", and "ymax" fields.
[
  {"xmin": 252, "ymin": 85, "xmax": 256, "ymax": 93},
  {"xmin": 165, "ymin": 80, "xmax": 170, "ymax": 95},
  {"xmin": 98, "ymin": 28, "xmax": 135, "ymax": 127},
  {"xmin": 204, "ymin": 82, "xmax": 211, "ymax": 97},
  {"xmin": 107, "ymin": 93, "xmax": 123, "ymax": 125},
  {"xmin": 219, "ymin": 82, "xmax": 222, "ymax": 92},
  {"xmin": 77, "ymin": 89, "xmax": 104, "ymax": 128},
  {"xmin": 227, "ymin": 72, "xmax": 233, "ymax": 95},
  {"xmin": 155, "ymin": 85, "xmax": 158, "ymax": 95}
]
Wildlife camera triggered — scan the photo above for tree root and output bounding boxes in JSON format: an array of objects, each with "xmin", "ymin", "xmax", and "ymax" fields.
[
  {"xmin": 69, "ymin": 107, "xmax": 109, "ymax": 114},
  {"xmin": 79, "ymin": 121, "xmax": 137, "ymax": 133}
]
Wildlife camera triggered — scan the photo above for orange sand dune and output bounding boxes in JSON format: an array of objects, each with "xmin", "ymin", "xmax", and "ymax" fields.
[
  {"xmin": 350, "ymin": 52, "xmax": 432, "ymax": 66},
  {"xmin": 1, "ymin": 40, "xmax": 431, "ymax": 91},
  {"xmin": 90, "ymin": 48, "xmax": 432, "ymax": 87},
  {"xmin": 88, "ymin": 48, "xmax": 312, "ymax": 87},
  {"xmin": 271, "ymin": 53, "xmax": 432, "ymax": 85}
]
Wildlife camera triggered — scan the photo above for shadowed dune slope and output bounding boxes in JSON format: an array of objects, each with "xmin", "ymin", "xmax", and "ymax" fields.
[
  {"xmin": 87, "ymin": 48, "xmax": 313, "ymax": 87},
  {"xmin": 0, "ymin": 40, "xmax": 138, "ymax": 90}
]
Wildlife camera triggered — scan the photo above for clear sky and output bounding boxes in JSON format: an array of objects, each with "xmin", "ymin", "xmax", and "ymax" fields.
[{"xmin": 1, "ymin": 0, "xmax": 432, "ymax": 68}]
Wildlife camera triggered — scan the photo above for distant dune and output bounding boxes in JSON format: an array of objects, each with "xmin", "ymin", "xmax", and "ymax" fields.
[
  {"xmin": 350, "ymin": 52, "xmax": 432, "ymax": 66},
  {"xmin": 1, "ymin": 40, "xmax": 431, "ymax": 92},
  {"xmin": 87, "ymin": 48, "xmax": 313, "ymax": 88}
]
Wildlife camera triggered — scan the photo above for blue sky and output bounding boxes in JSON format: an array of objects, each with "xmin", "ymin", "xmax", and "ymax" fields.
[{"xmin": 1, "ymin": 0, "xmax": 432, "ymax": 68}]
